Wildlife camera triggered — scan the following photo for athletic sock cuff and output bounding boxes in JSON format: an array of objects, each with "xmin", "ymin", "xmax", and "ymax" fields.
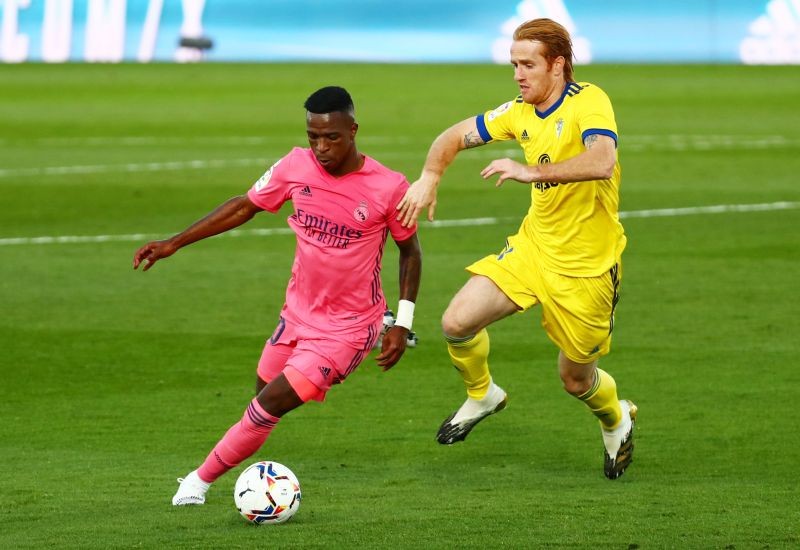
[
  {"xmin": 577, "ymin": 370, "xmax": 601, "ymax": 401},
  {"xmin": 246, "ymin": 398, "xmax": 280, "ymax": 428},
  {"xmin": 444, "ymin": 333, "xmax": 476, "ymax": 345}
]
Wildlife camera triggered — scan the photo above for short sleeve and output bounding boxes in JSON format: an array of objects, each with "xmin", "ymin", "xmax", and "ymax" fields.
[
  {"xmin": 386, "ymin": 177, "xmax": 417, "ymax": 242},
  {"xmin": 576, "ymin": 86, "xmax": 618, "ymax": 146},
  {"xmin": 478, "ymin": 99, "xmax": 519, "ymax": 143},
  {"xmin": 246, "ymin": 152, "xmax": 293, "ymax": 212}
]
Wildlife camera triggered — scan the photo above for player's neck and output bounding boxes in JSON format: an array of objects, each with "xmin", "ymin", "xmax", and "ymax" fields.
[
  {"xmin": 328, "ymin": 149, "xmax": 364, "ymax": 177},
  {"xmin": 534, "ymin": 79, "xmax": 568, "ymax": 113}
]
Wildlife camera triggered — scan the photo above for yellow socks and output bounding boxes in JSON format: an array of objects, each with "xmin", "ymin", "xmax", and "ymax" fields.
[
  {"xmin": 445, "ymin": 330, "xmax": 623, "ymax": 430},
  {"xmin": 577, "ymin": 368, "xmax": 622, "ymax": 429},
  {"xmin": 445, "ymin": 329, "xmax": 491, "ymax": 400}
]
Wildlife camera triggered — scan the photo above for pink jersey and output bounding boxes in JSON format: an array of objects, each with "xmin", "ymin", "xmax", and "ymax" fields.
[{"xmin": 247, "ymin": 147, "xmax": 416, "ymax": 337}]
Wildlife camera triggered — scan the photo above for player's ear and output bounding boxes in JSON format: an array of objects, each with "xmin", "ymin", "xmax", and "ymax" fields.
[
  {"xmin": 552, "ymin": 56, "xmax": 565, "ymax": 77},
  {"xmin": 351, "ymin": 122, "xmax": 358, "ymax": 138}
]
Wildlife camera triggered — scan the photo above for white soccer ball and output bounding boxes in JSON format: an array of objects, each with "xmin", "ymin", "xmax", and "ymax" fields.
[{"xmin": 233, "ymin": 461, "xmax": 301, "ymax": 525}]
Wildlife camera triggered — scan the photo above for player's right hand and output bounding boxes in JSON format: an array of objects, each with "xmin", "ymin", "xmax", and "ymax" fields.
[
  {"xmin": 133, "ymin": 240, "xmax": 178, "ymax": 271},
  {"xmin": 396, "ymin": 174, "xmax": 439, "ymax": 227}
]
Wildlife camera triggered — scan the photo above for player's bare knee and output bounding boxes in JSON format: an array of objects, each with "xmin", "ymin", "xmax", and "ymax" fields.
[
  {"xmin": 441, "ymin": 308, "xmax": 472, "ymax": 339},
  {"xmin": 561, "ymin": 376, "xmax": 589, "ymax": 396},
  {"xmin": 559, "ymin": 366, "xmax": 595, "ymax": 396},
  {"xmin": 256, "ymin": 375, "xmax": 303, "ymax": 417}
]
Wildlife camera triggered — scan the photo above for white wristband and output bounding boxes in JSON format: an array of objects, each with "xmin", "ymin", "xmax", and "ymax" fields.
[{"xmin": 395, "ymin": 299, "xmax": 415, "ymax": 330}]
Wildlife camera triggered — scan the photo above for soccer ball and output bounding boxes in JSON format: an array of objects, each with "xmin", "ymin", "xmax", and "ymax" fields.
[{"xmin": 233, "ymin": 461, "xmax": 301, "ymax": 525}]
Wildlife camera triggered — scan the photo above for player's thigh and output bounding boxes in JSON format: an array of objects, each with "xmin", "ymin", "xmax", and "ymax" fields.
[
  {"xmin": 541, "ymin": 265, "xmax": 620, "ymax": 364},
  {"xmin": 257, "ymin": 316, "xmax": 297, "ymax": 385},
  {"xmin": 285, "ymin": 338, "xmax": 371, "ymax": 401},
  {"xmin": 442, "ymin": 275, "xmax": 520, "ymax": 337}
]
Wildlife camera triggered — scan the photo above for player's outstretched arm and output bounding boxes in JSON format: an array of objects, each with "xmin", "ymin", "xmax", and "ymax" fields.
[
  {"xmin": 396, "ymin": 117, "xmax": 487, "ymax": 227},
  {"xmin": 132, "ymin": 194, "xmax": 262, "ymax": 271},
  {"xmin": 376, "ymin": 234, "xmax": 422, "ymax": 370}
]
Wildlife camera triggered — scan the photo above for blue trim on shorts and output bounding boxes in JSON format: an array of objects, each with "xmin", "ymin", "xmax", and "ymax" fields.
[{"xmin": 269, "ymin": 316, "xmax": 286, "ymax": 345}]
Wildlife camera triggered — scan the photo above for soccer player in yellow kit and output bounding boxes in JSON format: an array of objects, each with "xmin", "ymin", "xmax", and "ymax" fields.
[{"xmin": 396, "ymin": 18, "xmax": 637, "ymax": 479}]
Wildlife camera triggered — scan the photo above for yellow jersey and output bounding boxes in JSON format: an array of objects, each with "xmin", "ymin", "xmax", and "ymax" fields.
[{"xmin": 477, "ymin": 81, "xmax": 626, "ymax": 277}]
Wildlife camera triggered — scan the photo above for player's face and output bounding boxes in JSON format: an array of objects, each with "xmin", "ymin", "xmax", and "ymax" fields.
[
  {"xmin": 510, "ymin": 40, "xmax": 564, "ymax": 107},
  {"xmin": 306, "ymin": 111, "xmax": 358, "ymax": 175}
]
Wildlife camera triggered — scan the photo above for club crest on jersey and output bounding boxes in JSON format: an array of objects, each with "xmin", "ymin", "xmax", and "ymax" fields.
[
  {"xmin": 555, "ymin": 118, "xmax": 564, "ymax": 139},
  {"xmin": 353, "ymin": 201, "xmax": 369, "ymax": 222}
]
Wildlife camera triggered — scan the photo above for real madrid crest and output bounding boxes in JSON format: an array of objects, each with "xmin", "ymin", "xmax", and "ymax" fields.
[{"xmin": 353, "ymin": 200, "xmax": 369, "ymax": 222}]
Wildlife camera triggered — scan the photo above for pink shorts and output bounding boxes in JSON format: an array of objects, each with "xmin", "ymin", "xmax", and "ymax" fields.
[{"xmin": 256, "ymin": 316, "xmax": 380, "ymax": 402}]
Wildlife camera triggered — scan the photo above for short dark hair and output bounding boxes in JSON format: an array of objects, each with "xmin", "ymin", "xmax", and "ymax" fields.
[{"xmin": 304, "ymin": 86, "xmax": 354, "ymax": 117}]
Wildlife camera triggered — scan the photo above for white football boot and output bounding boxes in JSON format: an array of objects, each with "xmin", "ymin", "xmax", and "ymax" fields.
[
  {"xmin": 436, "ymin": 381, "xmax": 508, "ymax": 444},
  {"xmin": 602, "ymin": 399, "xmax": 638, "ymax": 480},
  {"xmin": 172, "ymin": 470, "xmax": 211, "ymax": 506}
]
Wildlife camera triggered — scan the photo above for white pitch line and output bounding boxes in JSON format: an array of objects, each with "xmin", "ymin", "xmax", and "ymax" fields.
[
  {"xmin": 0, "ymin": 134, "xmax": 790, "ymax": 147},
  {"xmin": 0, "ymin": 151, "xmax": 524, "ymax": 180},
  {"xmin": 0, "ymin": 158, "xmax": 271, "ymax": 179},
  {"xmin": 618, "ymin": 201, "xmax": 800, "ymax": 218},
  {"xmin": 1, "ymin": 201, "xmax": 797, "ymax": 247},
  {"xmin": 0, "ymin": 135, "xmax": 413, "ymax": 147},
  {"xmin": 2, "ymin": 133, "xmax": 798, "ymax": 180}
]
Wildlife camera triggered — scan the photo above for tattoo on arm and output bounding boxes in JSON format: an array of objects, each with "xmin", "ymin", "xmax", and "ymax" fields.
[
  {"xmin": 583, "ymin": 134, "xmax": 599, "ymax": 149},
  {"xmin": 463, "ymin": 131, "xmax": 484, "ymax": 149}
]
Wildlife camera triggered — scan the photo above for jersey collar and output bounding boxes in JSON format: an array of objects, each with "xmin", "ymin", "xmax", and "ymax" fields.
[{"xmin": 535, "ymin": 82, "xmax": 571, "ymax": 120}]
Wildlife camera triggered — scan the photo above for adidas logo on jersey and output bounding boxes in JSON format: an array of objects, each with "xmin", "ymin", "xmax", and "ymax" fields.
[
  {"xmin": 521, "ymin": 129, "xmax": 530, "ymax": 141},
  {"xmin": 300, "ymin": 186, "xmax": 313, "ymax": 197},
  {"xmin": 318, "ymin": 365, "xmax": 332, "ymax": 378}
]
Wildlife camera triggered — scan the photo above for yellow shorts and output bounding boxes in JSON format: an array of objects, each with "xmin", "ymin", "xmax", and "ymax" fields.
[{"xmin": 466, "ymin": 236, "xmax": 621, "ymax": 364}]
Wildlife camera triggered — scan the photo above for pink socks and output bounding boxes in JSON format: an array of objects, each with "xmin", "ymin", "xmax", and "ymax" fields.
[{"xmin": 197, "ymin": 398, "xmax": 280, "ymax": 483}]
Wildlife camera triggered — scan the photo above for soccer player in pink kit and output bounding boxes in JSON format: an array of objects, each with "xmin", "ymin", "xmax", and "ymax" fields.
[{"xmin": 132, "ymin": 86, "xmax": 422, "ymax": 505}]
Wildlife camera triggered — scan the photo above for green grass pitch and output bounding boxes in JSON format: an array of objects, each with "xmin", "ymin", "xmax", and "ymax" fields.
[{"xmin": 1, "ymin": 63, "xmax": 798, "ymax": 548}]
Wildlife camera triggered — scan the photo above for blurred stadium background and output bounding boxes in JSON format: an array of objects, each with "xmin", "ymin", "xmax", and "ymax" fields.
[
  {"xmin": 1, "ymin": 1, "xmax": 799, "ymax": 548},
  {"xmin": 2, "ymin": 0, "xmax": 799, "ymax": 64}
]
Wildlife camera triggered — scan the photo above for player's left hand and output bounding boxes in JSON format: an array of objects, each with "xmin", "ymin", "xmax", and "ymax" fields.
[
  {"xmin": 133, "ymin": 239, "xmax": 178, "ymax": 271},
  {"xmin": 375, "ymin": 326, "xmax": 408, "ymax": 371},
  {"xmin": 480, "ymin": 158, "xmax": 533, "ymax": 187}
]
